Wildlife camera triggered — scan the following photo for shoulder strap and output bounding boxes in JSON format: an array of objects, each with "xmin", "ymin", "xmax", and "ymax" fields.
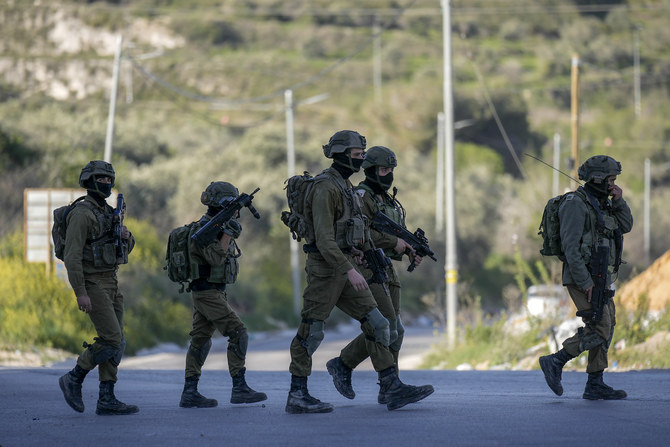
[{"xmin": 576, "ymin": 187, "xmax": 605, "ymax": 232}]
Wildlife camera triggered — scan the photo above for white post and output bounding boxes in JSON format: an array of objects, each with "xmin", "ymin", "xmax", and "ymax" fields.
[
  {"xmin": 104, "ymin": 35, "xmax": 123, "ymax": 163},
  {"xmin": 644, "ymin": 158, "xmax": 650, "ymax": 265},
  {"xmin": 285, "ymin": 89, "xmax": 301, "ymax": 316},
  {"xmin": 553, "ymin": 133, "xmax": 560, "ymax": 197},
  {"xmin": 442, "ymin": 0, "xmax": 457, "ymax": 348},
  {"xmin": 436, "ymin": 112, "xmax": 445, "ymax": 233}
]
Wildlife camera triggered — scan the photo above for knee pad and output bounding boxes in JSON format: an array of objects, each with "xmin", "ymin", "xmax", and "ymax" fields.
[
  {"xmin": 228, "ymin": 327, "xmax": 248, "ymax": 360},
  {"xmin": 578, "ymin": 330, "xmax": 607, "ymax": 352},
  {"xmin": 389, "ymin": 316, "xmax": 405, "ymax": 352},
  {"xmin": 188, "ymin": 338, "xmax": 212, "ymax": 367},
  {"xmin": 388, "ymin": 318, "xmax": 398, "ymax": 346},
  {"xmin": 361, "ymin": 308, "xmax": 390, "ymax": 347},
  {"xmin": 88, "ymin": 339, "xmax": 124, "ymax": 367},
  {"xmin": 301, "ymin": 320, "xmax": 325, "ymax": 357}
]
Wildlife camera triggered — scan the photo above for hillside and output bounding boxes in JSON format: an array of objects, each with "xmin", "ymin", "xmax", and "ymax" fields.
[
  {"xmin": 1, "ymin": 0, "xmax": 670, "ymax": 328},
  {"xmin": 618, "ymin": 250, "xmax": 670, "ymax": 312}
]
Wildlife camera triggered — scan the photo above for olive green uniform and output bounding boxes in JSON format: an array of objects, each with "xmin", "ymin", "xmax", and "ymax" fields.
[
  {"xmin": 340, "ymin": 185, "xmax": 404, "ymax": 369},
  {"xmin": 289, "ymin": 168, "xmax": 395, "ymax": 377},
  {"xmin": 64, "ymin": 195, "xmax": 134, "ymax": 383},
  {"xmin": 185, "ymin": 215, "xmax": 247, "ymax": 378},
  {"xmin": 558, "ymin": 188, "xmax": 633, "ymax": 372}
]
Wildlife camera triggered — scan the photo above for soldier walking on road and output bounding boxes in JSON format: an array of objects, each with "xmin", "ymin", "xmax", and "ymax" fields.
[
  {"xmin": 58, "ymin": 160, "xmax": 139, "ymax": 415},
  {"xmin": 179, "ymin": 182, "xmax": 266, "ymax": 409},
  {"xmin": 539, "ymin": 155, "xmax": 633, "ymax": 399},
  {"xmin": 326, "ymin": 145, "xmax": 434, "ymax": 404},
  {"xmin": 286, "ymin": 130, "xmax": 433, "ymax": 413}
]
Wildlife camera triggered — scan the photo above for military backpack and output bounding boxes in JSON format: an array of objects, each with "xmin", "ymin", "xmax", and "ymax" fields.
[
  {"xmin": 165, "ymin": 223, "xmax": 197, "ymax": 292},
  {"xmin": 51, "ymin": 196, "xmax": 87, "ymax": 261},
  {"xmin": 280, "ymin": 171, "xmax": 316, "ymax": 242}
]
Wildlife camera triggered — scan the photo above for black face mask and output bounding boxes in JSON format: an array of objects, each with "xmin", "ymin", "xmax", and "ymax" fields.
[
  {"xmin": 332, "ymin": 152, "xmax": 364, "ymax": 178},
  {"xmin": 85, "ymin": 178, "xmax": 113, "ymax": 199},
  {"xmin": 585, "ymin": 180, "xmax": 609, "ymax": 199},
  {"xmin": 377, "ymin": 172, "xmax": 393, "ymax": 189}
]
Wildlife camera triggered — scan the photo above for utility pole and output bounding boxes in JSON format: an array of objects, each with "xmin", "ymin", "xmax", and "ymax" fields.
[
  {"xmin": 553, "ymin": 133, "xmax": 561, "ymax": 197},
  {"xmin": 441, "ymin": 0, "xmax": 457, "ymax": 348},
  {"xmin": 633, "ymin": 26, "xmax": 642, "ymax": 118},
  {"xmin": 373, "ymin": 15, "xmax": 383, "ymax": 104},
  {"xmin": 570, "ymin": 54, "xmax": 580, "ymax": 188},
  {"xmin": 435, "ymin": 112, "xmax": 445, "ymax": 233},
  {"xmin": 285, "ymin": 89, "xmax": 301, "ymax": 316},
  {"xmin": 644, "ymin": 158, "xmax": 650, "ymax": 265},
  {"xmin": 104, "ymin": 35, "xmax": 123, "ymax": 163}
]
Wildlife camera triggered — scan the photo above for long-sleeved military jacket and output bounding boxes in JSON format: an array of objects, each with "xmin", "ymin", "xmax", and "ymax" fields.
[{"xmin": 559, "ymin": 189, "xmax": 633, "ymax": 290}]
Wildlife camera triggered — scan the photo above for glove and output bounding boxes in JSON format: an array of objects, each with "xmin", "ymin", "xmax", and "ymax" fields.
[{"xmin": 222, "ymin": 219, "xmax": 242, "ymax": 239}]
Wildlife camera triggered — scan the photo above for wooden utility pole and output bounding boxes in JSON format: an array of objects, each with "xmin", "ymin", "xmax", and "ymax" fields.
[{"xmin": 570, "ymin": 54, "xmax": 580, "ymax": 188}]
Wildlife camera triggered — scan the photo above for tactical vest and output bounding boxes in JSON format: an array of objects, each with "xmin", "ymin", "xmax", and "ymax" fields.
[
  {"xmin": 356, "ymin": 184, "xmax": 405, "ymax": 261},
  {"xmin": 192, "ymin": 215, "xmax": 240, "ymax": 284},
  {"xmin": 71, "ymin": 200, "xmax": 123, "ymax": 268},
  {"xmin": 306, "ymin": 169, "xmax": 368, "ymax": 250},
  {"xmin": 565, "ymin": 187, "xmax": 623, "ymax": 273}
]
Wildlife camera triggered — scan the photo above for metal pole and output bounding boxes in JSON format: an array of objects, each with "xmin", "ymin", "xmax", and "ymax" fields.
[
  {"xmin": 634, "ymin": 27, "xmax": 641, "ymax": 118},
  {"xmin": 373, "ymin": 15, "xmax": 382, "ymax": 104},
  {"xmin": 570, "ymin": 54, "xmax": 580, "ymax": 189},
  {"xmin": 285, "ymin": 90, "xmax": 301, "ymax": 316},
  {"xmin": 644, "ymin": 158, "xmax": 650, "ymax": 265},
  {"xmin": 104, "ymin": 35, "xmax": 123, "ymax": 163},
  {"xmin": 553, "ymin": 133, "xmax": 560, "ymax": 197},
  {"xmin": 436, "ymin": 112, "xmax": 445, "ymax": 233},
  {"xmin": 442, "ymin": 0, "xmax": 457, "ymax": 348}
]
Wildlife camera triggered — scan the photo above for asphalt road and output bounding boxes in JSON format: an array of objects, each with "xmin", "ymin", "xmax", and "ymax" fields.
[{"xmin": 1, "ymin": 327, "xmax": 669, "ymax": 447}]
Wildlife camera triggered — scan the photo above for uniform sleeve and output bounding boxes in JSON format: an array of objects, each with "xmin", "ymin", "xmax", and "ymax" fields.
[
  {"xmin": 612, "ymin": 197, "xmax": 634, "ymax": 234},
  {"xmin": 559, "ymin": 197, "xmax": 593, "ymax": 290},
  {"xmin": 360, "ymin": 193, "xmax": 397, "ymax": 250},
  {"xmin": 311, "ymin": 183, "xmax": 354, "ymax": 275},
  {"xmin": 195, "ymin": 239, "xmax": 228, "ymax": 267},
  {"xmin": 63, "ymin": 208, "xmax": 93, "ymax": 297}
]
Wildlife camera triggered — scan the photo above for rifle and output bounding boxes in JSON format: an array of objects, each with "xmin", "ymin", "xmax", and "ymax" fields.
[
  {"xmin": 113, "ymin": 193, "xmax": 129, "ymax": 262},
  {"xmin": 191, "ymin": 187, "xmax": 261, "ymax": 248},
  {"xmin": 576, "ymin": 240, "xmax": 615, "ymax": 322},
  {"xmin": 363, "ymin": 247, "xmax": 393, "ymax": 297},
  {"xmin": 370, "ymin": 211, "xmax": 437, "ymax": 272}
]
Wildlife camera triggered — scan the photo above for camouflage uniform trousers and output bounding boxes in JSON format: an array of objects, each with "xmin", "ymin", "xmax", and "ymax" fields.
[
  {"xmin": 289, "ymin": 253, "xmax": 396, "ymax": 377},
  {"xmin": 186, "ymin": 288, "xmax": 246, "ymax": 378},
  {"xmin": 77, "ymin": 272, "xmax": 125, "ymax": 383},
  {"xmin": 340, "ymin": 265, "xmax": 402, "ymax": 369},
  {"xmin": 562, "ymin": 284, "xmax": 616, "ymax": 373}
]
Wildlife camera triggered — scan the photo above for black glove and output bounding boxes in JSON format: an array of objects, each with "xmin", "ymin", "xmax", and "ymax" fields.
[{"xmin": 222, "ymin": 219, "xmax": 242, "ymax": 239}]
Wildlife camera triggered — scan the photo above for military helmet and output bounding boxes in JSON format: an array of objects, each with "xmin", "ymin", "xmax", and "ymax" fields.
[
  {"xmin": 322, "ymin": 130, "xmax": 366, "ymax": 158},
  {"xmin": 361, "ymin": 146, "xmax": 397, "ymax": 170},
  {"xmin": 79, "ymin": 160, "xmax": 115, "ymax": 188},
  {"xmin": 578, "ymin": 155, "xmax": 622, "ymax": 183},
  {"xmin": 201, "ymin": 181, "xmax": 239, "ymax": 207}
]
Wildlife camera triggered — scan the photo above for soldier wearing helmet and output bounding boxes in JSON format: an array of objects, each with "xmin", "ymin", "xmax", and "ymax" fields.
[
  {"xmin": 59, "ymin": 160, "xmax": 139, "ymax": 416},
  {"xmin": 326, "ymin": 146, "xmax": 434, "ymax": 405},
  {"xmin": 286, "ymin": 133, "xmax": 433, "ymax": 414},
  {"xmin": 540, "ymin": 155, "xmax": 633, "ymax": 400},
  {"xmin": 179, "ymin": 181, "xmax": 266, "ymax": 409}
]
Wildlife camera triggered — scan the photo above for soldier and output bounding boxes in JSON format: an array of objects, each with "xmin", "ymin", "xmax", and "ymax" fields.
[
  {"xmin": 286, "ymin": 130, "xmax": 433, "ymax": 413},
  {"xmin": 58, "ymin": 160, "xmax": 139, "ymax": 415},
  {"xmin": 326, "ymin": 145, "xmax": 434, "ymax": 404},
  {"xmin": 539, "ymin": 155, "xmax": 633, "ymax": 399},
  {"xmin": 179, "ymin": 181, "xmax": 266, "ymax": 408}
]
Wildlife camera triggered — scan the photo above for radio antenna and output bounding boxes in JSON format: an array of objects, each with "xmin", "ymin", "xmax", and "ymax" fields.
[{"xmin": 524, "ymin": 153, "xmax": 582, "ymax": 186}]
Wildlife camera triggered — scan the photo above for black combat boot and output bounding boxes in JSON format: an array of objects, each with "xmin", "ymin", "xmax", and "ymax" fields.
[
  {"xmin": 231, "ymin": 368, "xmax": 267, "ymax": 404},
  {"xmin": 58, "ymin": 364, "xmax": 89, "ymax": 413},
  {"xmin": 96, "ymin": 381, "xmax": 139, "ymax": 415},
  {"xmin": 583, "ymin": 371, "xmax": 627, "ymax": 400},
  {"xmin": 539, "ymin": 348, "xmax": 573, "ymax": 396},
  {"xmin": 180, "ymin": 375, "xmax": 218, "ymax": 408},
  {"xmin": 285, "ymin": 375, "xmax": 334, "ymax": 414},
  {"xmin": 378, "ymin": 367, "xmax": 435, "ymax": 411},
  {"xmin": 326, "ymin": 357, "xmax": 355, "ymax": 399}
]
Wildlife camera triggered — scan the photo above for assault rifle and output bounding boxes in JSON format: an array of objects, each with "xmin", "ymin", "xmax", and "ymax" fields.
[
  {"xmin": 363, "ymin": 247, "xmax": 393, "ymax": 297},
  {"xmin": 191, "ymin": 187, "xmax": 261, "ymax": 248},
  {"xmin": 576, "ymin": 240, "xmax": 615, "ymax": 322},
  {"xmin": 113, "ymin": 194, "xmax": 129, "ymax": 261},
  {"xmin": 370, "ymin": 211, "xmax": 437, "ymax": 272}
]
